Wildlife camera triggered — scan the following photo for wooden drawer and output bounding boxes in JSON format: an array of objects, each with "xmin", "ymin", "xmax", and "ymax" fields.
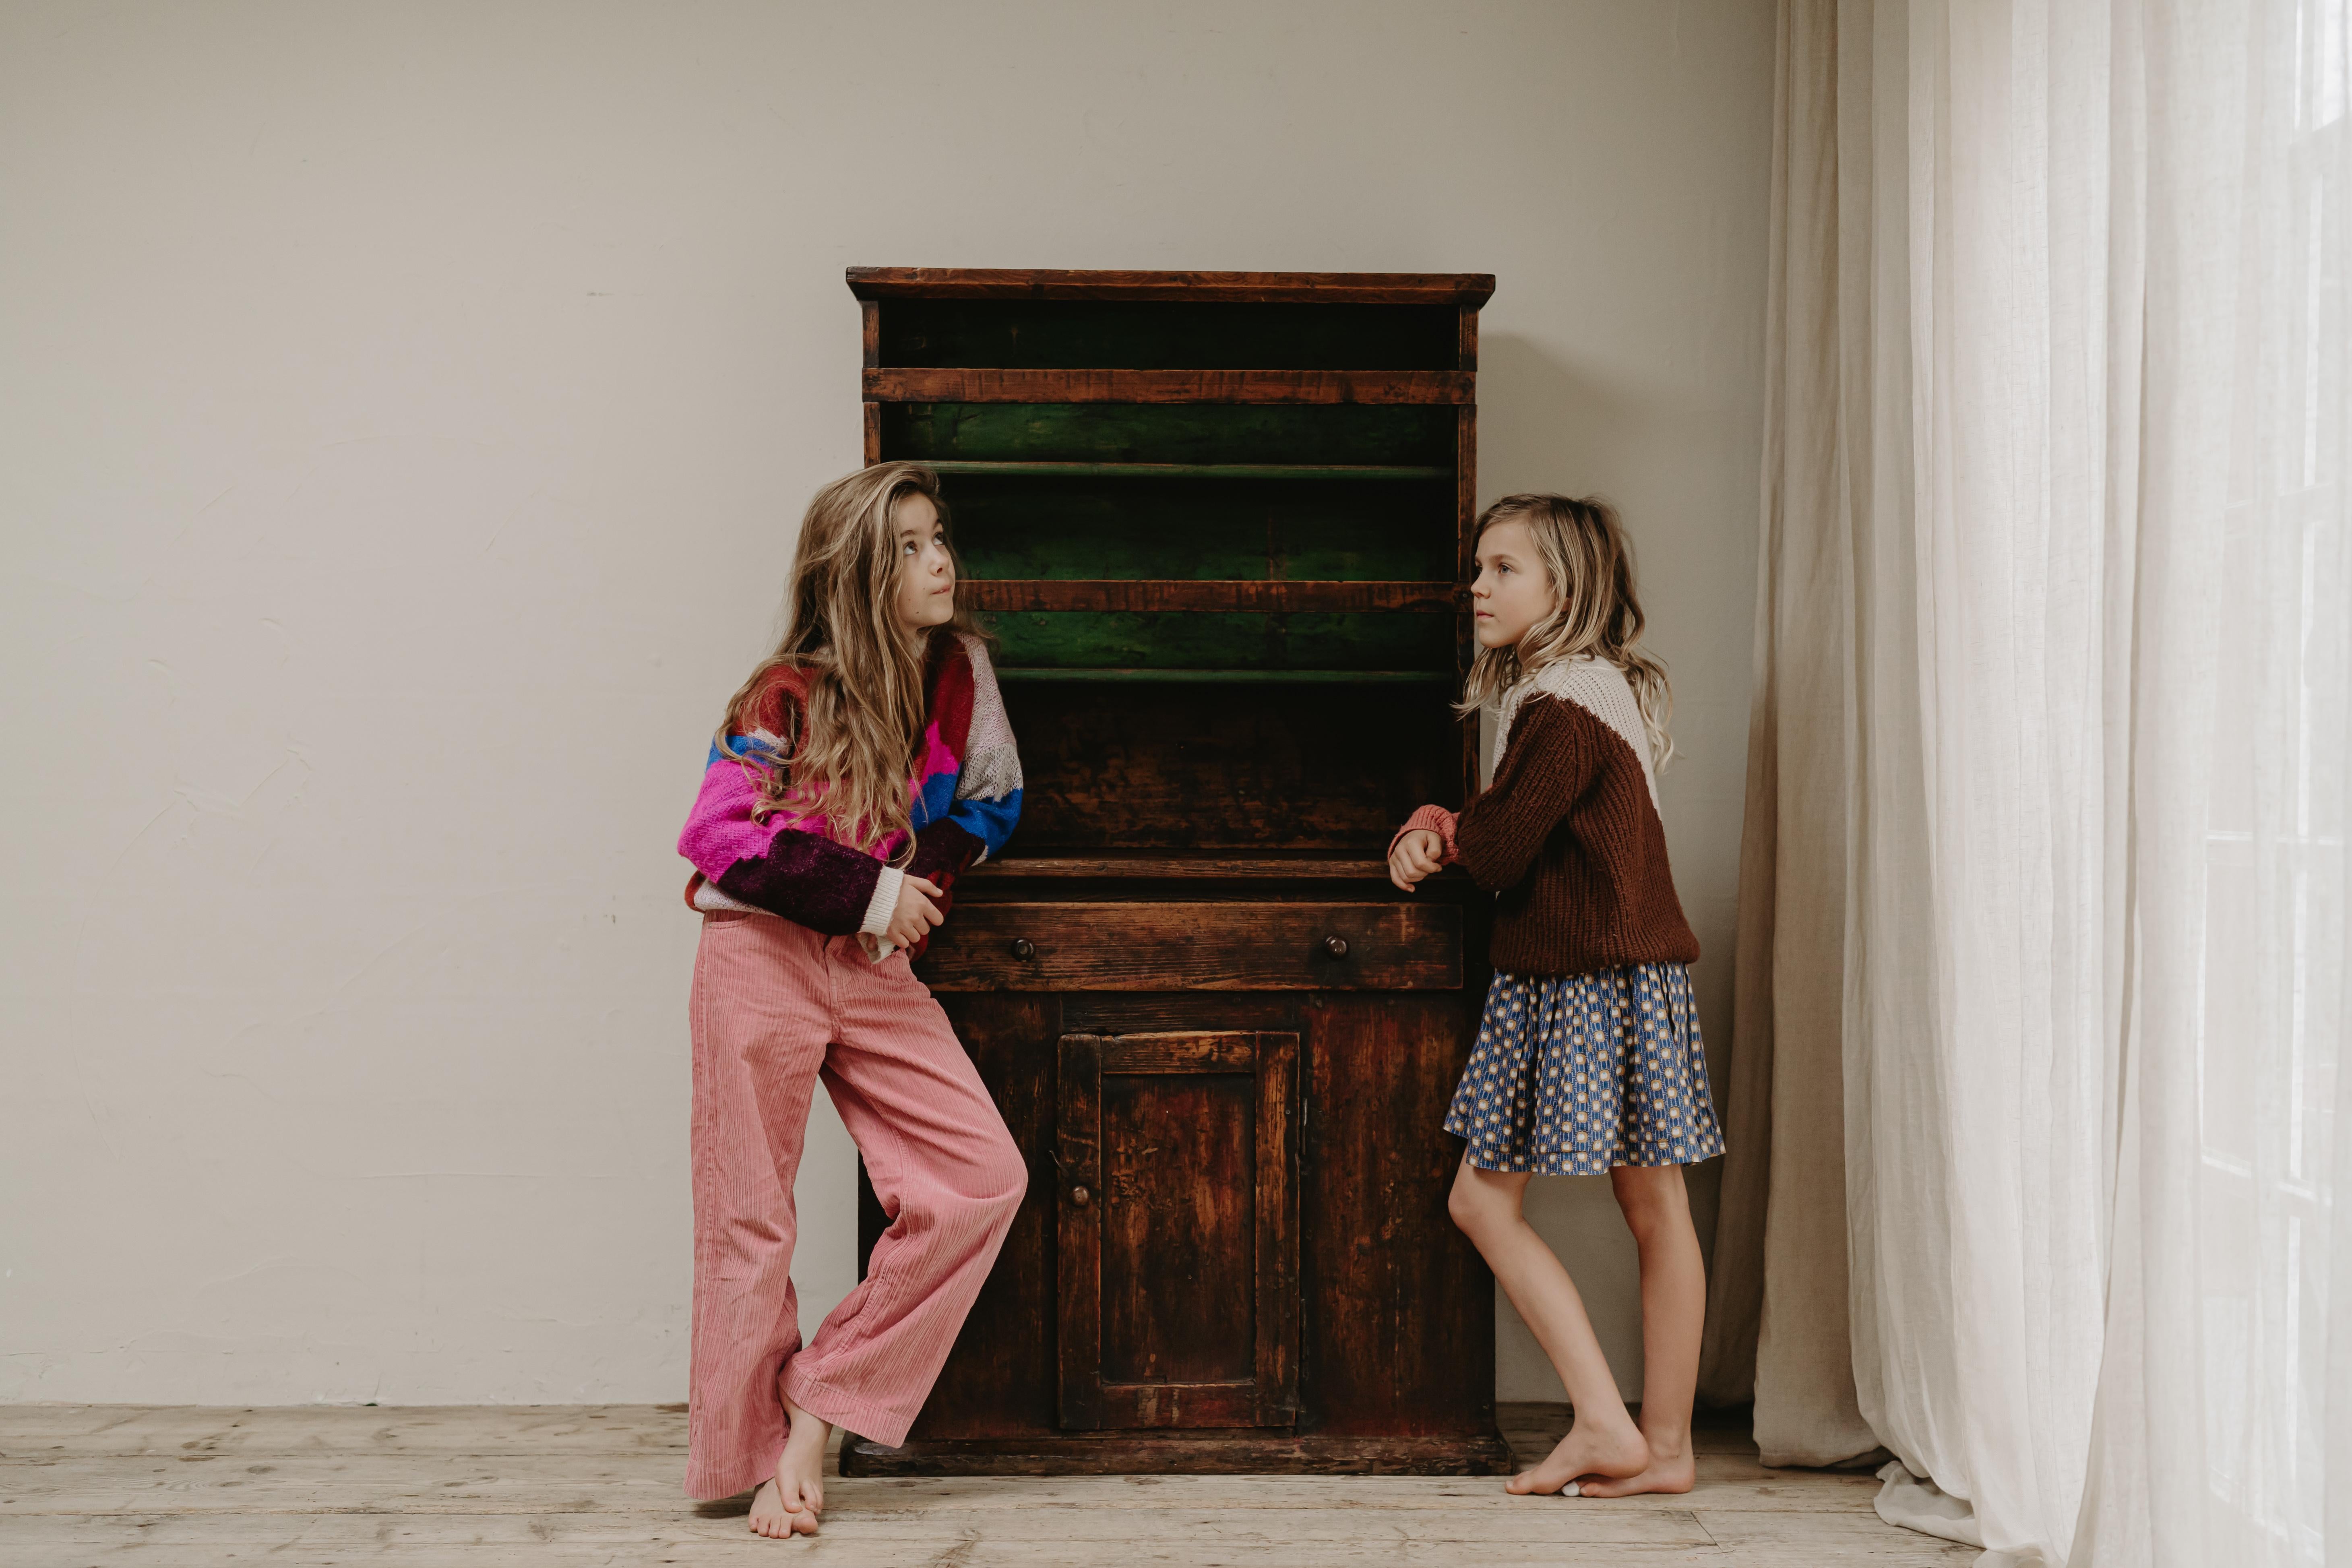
[{"xmin": 916, "ymin": 901, "xmax": 1460, "ymax": 992}]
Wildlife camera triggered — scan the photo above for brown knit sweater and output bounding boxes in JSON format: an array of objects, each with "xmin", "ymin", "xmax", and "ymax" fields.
[{"xmin": 1397, "ymin": 662, "xmax": 1699, "ymax": 976}]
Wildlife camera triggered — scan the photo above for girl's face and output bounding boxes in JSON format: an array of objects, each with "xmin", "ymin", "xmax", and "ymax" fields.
[
  {"xmin": 1470, "ymin": 519, "xmax": 1557, "ymax": 651},
  {"xmin": 892, "ymin": 493, "xmax": 956, "ymax": 630}
]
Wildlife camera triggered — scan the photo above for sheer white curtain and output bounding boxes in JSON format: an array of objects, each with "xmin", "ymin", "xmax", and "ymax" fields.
[{"xmin": 1713, "ymin": 2, "xmax": 2350, "ymax": 1563}]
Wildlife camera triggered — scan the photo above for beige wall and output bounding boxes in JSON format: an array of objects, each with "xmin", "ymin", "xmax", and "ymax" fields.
[{"xmin": 0, "ymin": 0, "xmax": 1772, "ymax": 1405}]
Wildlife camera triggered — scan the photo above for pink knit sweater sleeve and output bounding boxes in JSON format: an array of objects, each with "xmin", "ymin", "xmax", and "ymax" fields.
[{"xmin": 1389, "ymin": 803, "xmax": 1459, "ymax": 863}]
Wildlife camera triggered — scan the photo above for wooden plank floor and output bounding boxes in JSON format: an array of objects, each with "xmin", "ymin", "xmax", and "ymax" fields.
[{"xmin": 0, "ymin": 1402, "xmax": 1960, "ymax": 1566}]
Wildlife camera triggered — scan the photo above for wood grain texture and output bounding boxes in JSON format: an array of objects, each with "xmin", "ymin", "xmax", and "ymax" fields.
[
  {"xmin": 958, "ymin": 580, "xmax": 1462, "ymax": 614},
  {"xmin": 1058, "ymin": 1032, "xmax": 1298, "ymax": 1430},
  {"xmin": 874, "ymin": 297, "xmax": 1458, "ymax": 372},
  {"xmin": 1456, "ymin": 302, "xmax": 1480, "ymax": 373},
  {"xmin": 839, "ymin": 1432, "xmax": 1515, "ymax": 1478},
  {"xmin": 847, "ymin": 267, "xmax": 1498, "ymax": 306},
  {"xmin": 868, "ymin": 368, "xmax": 1476, "ymax": 405},
  {"xmin": 0, "ymin": 1447, "xmax": 1883, "ymax": 1514},
  {"xmin": 1301, "ymin": 993, "xmax": 1493, "ymax": 1438},
  {"xmin": 0, "ymin": 1403, "xmax": 1959, "ymax": 1566},
  {"xmin": 992, "ymin": 680, "xmax": 1459, "ymax": 851},
  {"xmin": 1252, "ymin": 1033, "xmax": 1300, "ymax": 1428},
  {"xmin": 967, "ymin": 853, "xmax": 1408, "ymax": 881},
  {"xmin": 1097, "ymin": 1032, "xmax": 1260, "ymax": 1073},
  {"xmin": 928, "ymin": 460, "xmax": 1454, "ymax": 480},
  {"xmin": 1055, "ymin": 1033, "xmax": 1107, "ymax": 1431},
  {"xmin": 916, "ymin": 903, "xmax": 1460, "ymax": 992}
]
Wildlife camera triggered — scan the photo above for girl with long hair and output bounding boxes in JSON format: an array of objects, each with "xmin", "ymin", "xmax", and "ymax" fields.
[
  {"xmin": 675, "ymin": 461, "xmax": 1025, "ymax": 1536},
  {"xmin": 1388, "ymin": 493, "xmax": 1722, "ymax": 1499}
]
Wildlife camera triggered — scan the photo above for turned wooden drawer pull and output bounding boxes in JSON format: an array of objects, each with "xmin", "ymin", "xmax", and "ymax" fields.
[
  {"xmin": 1011, "ymin": 938, "xmax": 1037, "ymax": 961},
  {"xmin": 1070, "ymin": 1185, "xmax": 1091, "ymax": 1207},
  {"xmin": 1321, "ymin": 934, "xmax": 1350, "ymax": 959}
]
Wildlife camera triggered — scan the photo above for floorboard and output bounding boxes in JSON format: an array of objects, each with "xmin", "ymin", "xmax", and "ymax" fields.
[{"xmin": 0, "ymin": 1402, "xmax": 1961, "ymax": 1566}]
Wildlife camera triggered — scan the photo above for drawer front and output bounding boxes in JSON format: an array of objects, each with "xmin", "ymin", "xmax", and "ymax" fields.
[{"xmin": 917, "ymin": 901, "xmax": 1461, "ymax": 992}]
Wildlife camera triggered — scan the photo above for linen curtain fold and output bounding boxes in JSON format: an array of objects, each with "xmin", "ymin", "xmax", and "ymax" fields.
[{"xmin": 1708, "ymin": 2, "xmax": 2349, "ymax": 1562}]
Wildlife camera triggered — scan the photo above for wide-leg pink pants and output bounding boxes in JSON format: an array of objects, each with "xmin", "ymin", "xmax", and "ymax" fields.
[{"xmin": 684, "ymin": 911, "xmax": 1025, "ymax": 1500}]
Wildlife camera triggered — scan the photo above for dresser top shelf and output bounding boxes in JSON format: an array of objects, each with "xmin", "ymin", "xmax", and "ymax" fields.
[{"xmin": 848, "ymin": 267, "xmax": 1496, "ymax": 306}]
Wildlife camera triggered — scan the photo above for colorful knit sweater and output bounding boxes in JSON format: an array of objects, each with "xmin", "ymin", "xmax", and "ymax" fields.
[
  {"xmin": 678, "ymin": 631, "xmax": 1022, "ymax": 958},
  {"xmin": 1394, "ymin": 656, "xmax": 1698, "ymax": 976}
]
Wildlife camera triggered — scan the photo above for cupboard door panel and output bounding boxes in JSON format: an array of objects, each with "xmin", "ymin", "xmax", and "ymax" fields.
[
  {"xmin": 1101, "ymin": 1072, "xmax": 1255, "ymax": 1384},
  {"xmin": 1058, "ymin": 1031, "xmax": 1298, "ymax": 1431}
]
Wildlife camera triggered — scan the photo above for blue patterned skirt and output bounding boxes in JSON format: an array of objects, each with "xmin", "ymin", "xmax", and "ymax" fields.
[{"xmin": 1444, "ymin": 963, "xmax": 1726, "ymax": 1175}]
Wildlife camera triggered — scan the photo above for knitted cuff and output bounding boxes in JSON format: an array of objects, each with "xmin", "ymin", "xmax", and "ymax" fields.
[
  {"xmin": 1390, "ymin": 804, "xmax": 1459, "ymax": 864},
  {"xmin": 859, "ymin": 864, "xmax": 907, "ymax": 938}
]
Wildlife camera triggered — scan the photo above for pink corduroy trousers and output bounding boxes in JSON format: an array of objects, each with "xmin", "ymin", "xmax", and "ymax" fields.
[{"xmin": 683, "ymin": 911, "xmax": 1025, "ymax": 1500}]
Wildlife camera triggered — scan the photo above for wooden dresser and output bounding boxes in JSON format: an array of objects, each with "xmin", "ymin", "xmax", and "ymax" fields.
[{"xmin": 840, "ymin": 268, "xmax": 1509, "ymax": 1476}]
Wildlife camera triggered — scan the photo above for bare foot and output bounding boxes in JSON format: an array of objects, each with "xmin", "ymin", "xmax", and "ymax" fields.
[
  {"xmin": 744, "ymin": 1398, "xmax": 832, "ymax": 1539},
  {"xmin": 1507, "ymin": 1414, "xmax": 1649, "ymax": 1496},
  {"xmin": 777, "ymin": 1396, "xmax": 832, "ymax": 1530},
  {"xmin": 1572, "ymin": 1434, "xmax": 1695, "ymax": 1498},
  {"xmin": 746, "ymin": 1471, "xmax": 816, "ymax": 1539}
]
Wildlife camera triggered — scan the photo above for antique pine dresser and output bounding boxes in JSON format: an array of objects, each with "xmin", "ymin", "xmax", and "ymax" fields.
[{"xmin": 840, "ymin": 267, "xmax": 1509, "ymax": 1475}]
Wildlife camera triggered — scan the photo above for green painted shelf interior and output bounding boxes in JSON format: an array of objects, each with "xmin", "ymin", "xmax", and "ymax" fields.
[
  {"xmin": 994, "ymin": 667, "xmax": 1455, "ymax": 684},
  {"xmin": 980, "ymin": 609, "xmax": 1453, "ymax": 672},
  {"xmin": 883, "ymin": 402, "xmax": 1457, "ymax": 467},
  {"xmin": 878, "ymin": 299, "xmax": 1459, "ymax": 371},
  {"xmin": 875, "ymin": 317, "xmax": 1468, "ymax": 692},
  {"xmin": 947, "ymin": 473, "xmax": 1457, "ymax": 582}
]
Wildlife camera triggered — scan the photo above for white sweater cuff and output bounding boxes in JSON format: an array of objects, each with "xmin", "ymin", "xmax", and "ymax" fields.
[{"xmin": 859, "ymin": 864, "xmax": 906, "ymax": 939}]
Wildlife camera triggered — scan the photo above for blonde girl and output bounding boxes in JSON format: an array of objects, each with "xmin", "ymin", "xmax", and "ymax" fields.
[
  {"xmin": 1389, "ymin": 494, "xmax": 1722, "ymax": 1499},
  {"xmin": 675, "ymin": 461, "xmax": 1026, "ymax": 1537}
]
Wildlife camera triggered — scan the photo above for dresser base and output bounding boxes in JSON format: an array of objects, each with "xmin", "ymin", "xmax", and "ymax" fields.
[{"xmin": 839, "ymin": 1430, "xmax": 1515, "ymax": 1477}]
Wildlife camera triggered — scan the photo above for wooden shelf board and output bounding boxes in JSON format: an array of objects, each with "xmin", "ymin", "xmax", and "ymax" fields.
[
  {"xmin": 966, "ymin": 852, "xmax": 1469, "ymax": 881},
  {"xmin": 959, "ymin": 579, "xmax": 1461, "ymax": 614},
  {"xmin": 922, "ymin": 461, "xmax": 1453, "ymax": 480},
  {"xmin": 866, "ymin": 367, "xmax": 1474, "ymax": 405},
  {"xmin": 994, "ymin": 667, "xmax": 1455, "ymax": 684},
  {"xmin": 847, "ymin": 266, "xmax": 1497, "ymax": 307}
]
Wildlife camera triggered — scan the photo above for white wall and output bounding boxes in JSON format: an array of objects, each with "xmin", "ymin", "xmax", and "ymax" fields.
[{"xmin": 0, "ymin": 0, "xmax": 1771, "ymax": 1405}]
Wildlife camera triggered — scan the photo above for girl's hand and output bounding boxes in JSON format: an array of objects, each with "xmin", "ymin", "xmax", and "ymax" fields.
[
  {"xmin": 885, "ymin": 876, "xmax": 946, "ymax": 949},
  {"xmin": 1388, "ymin": 829, "xmax": 1446, "ymax": 892}
]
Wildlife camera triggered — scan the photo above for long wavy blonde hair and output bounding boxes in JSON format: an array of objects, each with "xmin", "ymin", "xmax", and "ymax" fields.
[
  {"xmin": 717, "ymin": 462, "xmax": 974, "ymax": 861},
  {"xmin": 1455, "ymin": 493, "xmax": 1674, "ymax": 768}
]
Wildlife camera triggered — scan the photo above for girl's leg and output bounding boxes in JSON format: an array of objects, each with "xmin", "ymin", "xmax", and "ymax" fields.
[
  {"xmin": 680, "ymin": 915, "xmax": 832, "ymax": 1534},
  {"xmin": 775, "ymin": 937, "xmax": 1026, "ymax": 1510},
  {"xmin": 1447, "ymin": 1157, "xmax": 1649, "ymax": 1494},
  {"xmin": 1575, "ymin": 1162, "xmax": 1705, "ymax": 1498}
]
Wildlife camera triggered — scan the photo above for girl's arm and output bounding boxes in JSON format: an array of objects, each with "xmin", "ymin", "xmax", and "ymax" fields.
[
  {"xmin": 1449, "ymin": 696, "xmax": 1600, "ymax": 893},
  {"xmin": 677, "ymin": 738, "xmax": 905, "ymax": 938},
  {"xmin": 905, "ymin": 635, "xmax": 1024, "ymax": 886}
]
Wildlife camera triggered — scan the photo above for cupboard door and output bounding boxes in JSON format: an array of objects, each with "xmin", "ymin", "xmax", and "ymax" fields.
[{"xmin": 1056, "ymin": 1031, "xmax": 1298, "ymax": 1430}]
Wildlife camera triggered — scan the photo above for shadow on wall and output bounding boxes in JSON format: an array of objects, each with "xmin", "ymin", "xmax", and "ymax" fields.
[
  {"xmin": 1467, "ymin": 332, "xmax": 1732, "ymax": 1407},
  {"xmin": 1477, "ymin": 333, "xmax": 1650, "ymax": 496}
]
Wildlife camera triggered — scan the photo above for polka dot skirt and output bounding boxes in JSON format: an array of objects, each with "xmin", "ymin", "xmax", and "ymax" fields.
[{"xmin": 1444, "ymin": 963, "xmax": 1726, "ymax": 1175}]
